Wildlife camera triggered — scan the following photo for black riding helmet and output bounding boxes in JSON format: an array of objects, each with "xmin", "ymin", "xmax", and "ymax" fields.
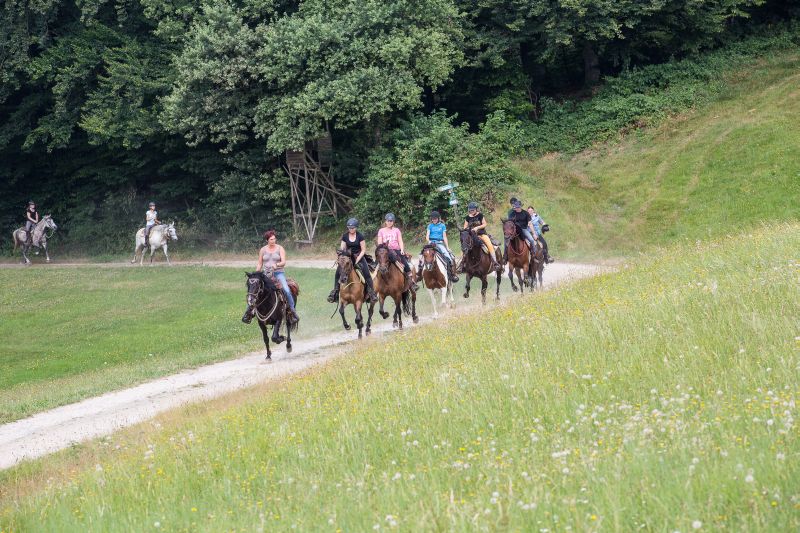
[
  {"xmin": 430, "ymin": 210, "xmax": 440, "ymax": 220},
  {"xmin": 467, "ymin": 202, "xmax": 478, "ymax": 211},
  {"xmin": 346, "ymin": 217, "xmax": 359, "ymax": 228},
  {"xmin": 148, "ymin": 202, "xmax": 156, "ymax": 208}
]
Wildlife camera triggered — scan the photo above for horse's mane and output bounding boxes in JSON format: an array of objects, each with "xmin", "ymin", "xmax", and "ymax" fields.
[{"xmin": 421, "ymin": 243, "xmax": 437, "ymax": 252}]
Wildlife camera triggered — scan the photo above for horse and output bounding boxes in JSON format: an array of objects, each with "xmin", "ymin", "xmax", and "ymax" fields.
[
  {"xmin": 458, "ymin": 228, "xmax": 501, "ymax": 304},
  {"xmin": 368, "ymin": 244, "xmax": 415, "ymax": 330},
  {"xmin": 528, "ymin": 238, "xmax": 546, "ymax": 290},
  {"xmin": 241, "ymin": 271, "xmax": 299, "ymax": 359},
  {"xmin": 420, "ymin": 244, "xmax": 455, "ymax": 317},
  {"xmin": 502, "ymin": 220, "xmax": 531, "ymax": 293},
  {"xmin": 131, "ymin": 223, "xmax": 178, "ymax": 265},
  {"xmin": 334, "ymin": 250, "xmax": 371, "ymax": 338},
  {"xmin": 12, "ymin": 215, "xmax": 57, "ymax": 264}
]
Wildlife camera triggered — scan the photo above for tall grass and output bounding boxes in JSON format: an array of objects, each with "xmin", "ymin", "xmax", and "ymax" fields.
[{"xmin": 2, "ymin": 224, "xmax": 797, "ymax": 531}]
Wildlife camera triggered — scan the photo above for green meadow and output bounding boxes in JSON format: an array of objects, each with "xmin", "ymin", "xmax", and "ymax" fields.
[
  {"xmin": 511, "ymin": 51, "xmax": 800, "ymax": 260},
  {"xmin": 1, "ymin": 224, "xmax": 797, "ymax": 531}
]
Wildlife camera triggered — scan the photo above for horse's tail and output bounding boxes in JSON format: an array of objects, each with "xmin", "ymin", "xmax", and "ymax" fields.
[{"xmin": 402, "ymin": 289, "xmax": 412, "ymax": 315}]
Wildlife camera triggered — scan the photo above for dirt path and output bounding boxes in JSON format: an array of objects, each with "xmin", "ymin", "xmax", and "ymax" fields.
[
  {"xmin": 0, "ymin": 259, "xmax": 335, "ymax": 269},
  {"xmin": 0, "ymin": 262, "xmax": 607, "ymax": 470}
]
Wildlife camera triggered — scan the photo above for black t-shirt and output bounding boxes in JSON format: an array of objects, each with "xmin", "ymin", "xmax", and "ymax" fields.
[
  {"xmin": 341, "ymin": 231, "xmax": 365, "ymax": 256},
  {"xmin": 508, "ymin": 209, "xmax": 531, "ymax": 231},
  {"xmin": 464, "ymin": 213, "xmax": 486, "ymax": 235},
  {"xmin": 26, "ymin": 209, "xmax": 39, "ymax": 223}
]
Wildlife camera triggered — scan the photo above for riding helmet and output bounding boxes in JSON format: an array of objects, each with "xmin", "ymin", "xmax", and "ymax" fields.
[
  {"xmin": 346, "ymin": 217, "xmax": 359, "ymax": 228},
  {"xmin": 384, "ymin": 213, "xmax": 395, "ymax": 222},
  {"xmin": 511, "ymin": 200, "xmax": 522, "ymax": 209},
  {"xmin": 509, "ymin": 197, "xmax": 518, "ymax": 205},
  {"xmin": 148, "ymin": 202, "xmax": 156, "ymax": 207},
  {"xmin": 430, "ymin": 210, "xmax": 440, "ymax": 220},
  {"xmin": 28, "ymin": 200, "xmax": 35, "ymax": 206},
  {"xmin": 467, "ymin": 202, "xmax": 478, "ymax": 210}
]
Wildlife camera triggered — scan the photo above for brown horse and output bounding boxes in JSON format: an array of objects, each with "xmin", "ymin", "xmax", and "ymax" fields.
[
  {"xmin": 502, "ymin": 220, "xmax": 531, "ymax": 293},
  {"xmin": 529, "ymin": 239, "xmax": 545, "ymax": 290},
  {"xmin": 458, "ymin": 228, "xmax": 501, "ymax": 304},
  {"xmin": 368, "ymin": 244, "xmax": 416, "ymax": 330},
  {"xmin": 335, "ymin": 250, "xmax": 371, "ymax": 338},
  {"xmin": 420, "ymin": 244, "xmax": 454, "ymax": 317}
]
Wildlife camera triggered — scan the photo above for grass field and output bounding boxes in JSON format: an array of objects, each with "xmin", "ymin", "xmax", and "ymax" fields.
[
  {"xmin": 510, "ymin": 51, "xmax": 800, "ymax": 260},
  {"xmin": 0, "ymin": 266, "xmax": 338, "ymax": 423},
  {"xmin": 1, "ymin": 224, "xmax": 796, "ymax": 531}
]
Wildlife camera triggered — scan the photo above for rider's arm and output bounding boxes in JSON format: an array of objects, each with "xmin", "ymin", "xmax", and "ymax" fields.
[
  {"xmin": 426, "ymin": 228, "xmax": 431, "ymax": 242},
  {"xmin": 475, "ymin": 216, "xmax": 488, "ymax": 231},
  {"xmin": 276, "ymin": 246, "xmax": 287, "ymax": 268},
  {"xmin": 355, "ymin": 240, "xmax": 366, "ymax": 263},
  {"xmin": 26, "ymin": 212, "xmax": 36, "ymax": 224},
  {"xmin": 398, "ymin": 232, "xmax": 405, "ymax": 255},
  {"xmin": 443, "ymin": 230, "xmax": 450, "ymax": 249},
  {"xmin": 463, "ymin": 220, "xmax": 468, "ymax": 230},
  {"xmin": 256, "ymin": 247, "xmax": 264, "ymax": 271},
  {"xmin": 339, "ymin": 239, "xmax": 346, "ymax": 251}
]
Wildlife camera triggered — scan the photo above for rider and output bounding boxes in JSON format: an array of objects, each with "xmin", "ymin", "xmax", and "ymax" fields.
[
  {"xmin": 376, "ymin": 213, "xmax": 418, "ymax": 291},
  {"xmin": 424, "ymin": 210, "xmax": 458, "ymax": 282},
  {"xmin": 327, "ymin": 218, "xmax": 379, "ymax": 303},
  {"xmin": 528, "ymin": 205, "xmax": 554, "ymax": 263},
  {"xmin": 257, "ymin": 229, "xmax": 299, "ymax": 324},
  {"xmin": 144, "ymin": 202, "xmax": 160, "ymax": 248},
  {"xmin": 460, "ymin": 202, "xmax": 502, "ymax": 272},
  {"xmin": 24, "ymin": 201, "xmax": 40, "ymax": 245},
  {"xmin": 506, "ymin": 200, "xmax": 537, "ymax": 258}
]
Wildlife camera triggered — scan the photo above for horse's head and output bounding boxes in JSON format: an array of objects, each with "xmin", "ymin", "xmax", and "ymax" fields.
[
  {"xmin": 336, "ymin": 250, "xmax": 354, "ymax": 285},
  {"xmin": 167, "ymin": 222, "xmax": 178, "ymax": 241},
  {"xmin": 375, "ymin": 244, "xmax": 390, "ymax": 274},
  {"xmin": 502, "ymin": 219, "xmax": 517, "ymax": 239},
  {"xmin": 43, "ymin": 215, "xmax": 57, "ymax": 231},
  {"xmin": 421, "ymin": 245, "xmax": 437, "ymax": 271},
  {"xmin": 245, "ymin": 271, "xmax": 266, "ymax": 309},
  {"xmin": 459, "ymin": 228, "xmax": 477, "ymax": 253}
]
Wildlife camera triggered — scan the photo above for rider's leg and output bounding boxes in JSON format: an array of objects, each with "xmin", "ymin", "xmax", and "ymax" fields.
[
  {"xmin": 434, "ymin": 242, "xmax": 458, "ymax": 281},
  {"xmin": 480, "ymin": 235, "xmax": 501, "ymax": 270},
  {"xmin": 25, "ymin": 221, "xmax": 33, "ymax": 245},
  {"xmin": 521, "ymin": 228, "xmax": 537, "ymax": 252},
  {"xmin": 327, "ymin": 266, "xmax": 341, "ymax": 303},
  {"xmin": 144, "ymin": 224, "xmax": 152, "ymax": 247},
  {"xmin": 503, "ymin": 235, "xmax": 510, "ymax": 262},
  {"xmin": 274, "ymin": 271, "xmax": 296, "ymax": 311},
  {"xmin": 539, "ymin": 235, "xmax": 553, "ymax": 262},
  {"xmin": 358, "ymin": 258, "xmax": 378, "ymax": 302}
]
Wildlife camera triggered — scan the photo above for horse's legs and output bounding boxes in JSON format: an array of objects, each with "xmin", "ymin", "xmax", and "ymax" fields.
[
  {"xmin": 379, "ymin": 294, "xmax": 389, "ymax": 320},
  {"xmin": 366, "ymin": 300, "xmax": 374, "ymax": 335},
  {"xmin": 285, "ymin": 315, "xmax": 292, "ymax": 353},
  {"xmin": 149, "ymin": 245, "xmax": 156, "ymax": 265},
  {"xmin": 481, "ymin": 276, "xmax": 488, "ymax": 305},
  {"xmin": 43, "ymin": 242, "xmax": 50, "ymax": 262},
  {"xmin": 131, "ymin": 243, "xmax": 140, "ymax": 263},
  {"xmin": 162, "ymin": 244, "xmax": 171, "ymax": 265},
  {"xmin": 271, "ymin": 316, "xmax": 286, "ymax": 344},
  {"xmin": 516, "ymin": 269, "xmax": 525, "ymax": 295},
  {"xmin": 428, "ymin": 288, "xmax": 438, "ymax": 318},
  {"xmin": 463, "ymin": 273, "xmax": 472, "ymax": 299},
  {"xmin": 339, "ymin": 303, "xmax": 351, "ymax": 331},
  {"xmin": 257, "ymin": 320, "xmax": 271, "ymax": 360},
  {"xmin": 495, "ymin": 269, "xmax": 502, "ymax": 300},
  {"xmin": 411, "ymin": 290, "xmax": 418, "ymax": 324},
  {"xmin": 21, "ymin": 243, "xmax": 30, "ymax": 265},
  {"xmin": 447, "ymin": 282, "xmax": 456, "ymax": 309},
  {"xmin": 394, "ymin": 296, "xmax": 402, "ymax": 329},
  {"xmin": 508, "ymin": 268, "xmax": 518, "ymax": 292},
  {"xmin": 355, "ymin": 301, "xmax": 364, "ymax": 339}
]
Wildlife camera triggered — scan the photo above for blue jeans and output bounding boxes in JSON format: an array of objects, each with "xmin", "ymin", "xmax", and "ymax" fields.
[
  {"xmin": 430, "ymin": 241, "xmax": 454, "ymax": 263},
  {"xmin": 273, "ymin": 271, "xmax": 295, "ymax": 311},
  {"xmin": 520, "ymin": 228, "xmax": 537, "ymax": 250}
]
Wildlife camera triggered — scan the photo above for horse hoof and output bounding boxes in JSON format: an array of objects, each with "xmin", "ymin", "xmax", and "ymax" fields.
[
  {"xmin": 365, "ymin": 329, "xmax": 371, "ymax": 336},
  {"xmin": 512, "ymin": 286, "xmax": 518, "ymax": 292},
  {"xmin": 344, "ymin": 324, "xmax": 351, "ymax": 331},
  {"xmin": 380, "ymin": 312, "xmax": 389, "ymax": 319},
  {"xmin": 286, "ymin": 345, "xmax": 292, "ymax": 353},
  {"xmin": 413, "ymin": 317, "xmax": 419, "ymax": 324},
  {"xmin": 265, "ymin": 354, "xmax": 272, "ymax": 361}
]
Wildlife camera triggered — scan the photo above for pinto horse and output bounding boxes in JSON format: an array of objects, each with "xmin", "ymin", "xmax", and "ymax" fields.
[
  {"xmin": 368, "ymin": 244, "xmax": 416, "ymax": 330},
  {"xmin": 502, "ymin": 220, "xmax": 531, "ymax": 293},
  {"xmin": 420, "ymin": 244, "xmax": 454, "ymax": 317},
  {"xmin": 458, "ymin": 228, "xmax": 501, "ymax": 304},
  {"xmin": 241, "ymin": 271, "xmax": 299, "ymax": 359},
  {"xmin": 335, "ymin": 250, "xmax": 371, "ymax": 338}
]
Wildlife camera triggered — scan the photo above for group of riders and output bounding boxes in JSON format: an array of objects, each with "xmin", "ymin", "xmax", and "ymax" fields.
[{"xmin": 250, "ymin": 196, "xmax": 553, "ymax": 325}]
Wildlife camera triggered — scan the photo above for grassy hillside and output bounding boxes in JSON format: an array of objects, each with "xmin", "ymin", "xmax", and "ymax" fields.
[
  {"xmin": 2, "ymin": 223, "xmax": 797, "ymax": 531},
  {"xmin": 512, "ymin": 51, "xmax": 800, "ymax": 260}
]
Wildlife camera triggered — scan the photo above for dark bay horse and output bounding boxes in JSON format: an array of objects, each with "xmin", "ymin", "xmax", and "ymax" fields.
[
  {"xmin": 420, "ymin": 244, "xmax": 454, "ymax": 317},
  {"xmin": 459, "ymin": 229, "xmax": 501, "ymax": 304},
  {"xmin": 335, "ymin": 250, "xmax": 371, "ymax": 338},
  {"xmin": 242, "ymin": 271, "xmax": 299, "ymax": 359},
  {"xmin": 502, "ymin": 220, "xmax": 531, "ymax": 293},
  {"xmin": 368, "ymin": 244, "xmax": 416, "ymax": 330},
  {"xmin": 529, "ymin": 239, "xmax": 545, "ymax": 290}
]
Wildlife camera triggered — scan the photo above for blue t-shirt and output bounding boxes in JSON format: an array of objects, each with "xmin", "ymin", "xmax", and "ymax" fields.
[
  {"xmin": 427, "ymin": 222, "xmax": 446, "ymax": 242},
  {"xmin": 530, "ymin": 214, "xmax": 543, "ymax": 236}
]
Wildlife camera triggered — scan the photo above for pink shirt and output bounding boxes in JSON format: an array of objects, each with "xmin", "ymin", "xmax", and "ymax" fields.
[{"xmin": 377, "ymin": 227, "xmax": 402, "ymax": 250}]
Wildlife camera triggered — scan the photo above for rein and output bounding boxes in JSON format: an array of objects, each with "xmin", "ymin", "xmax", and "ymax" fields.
[{"xmin": 252, "ymin": 285, "xmax": 280, "ymax": 323}]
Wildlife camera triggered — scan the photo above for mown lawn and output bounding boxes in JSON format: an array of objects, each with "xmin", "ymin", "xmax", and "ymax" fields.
[
  {"xmin": 0, "ymin": 266, "xmax": 334, "ymax": 423},
  {"xmin": 511, "ymin": 51, "xmax": 800, "ymax": 260},
  {"xmin": 2, "ymin": 224, "xmax": 797, "ymax": 532}
]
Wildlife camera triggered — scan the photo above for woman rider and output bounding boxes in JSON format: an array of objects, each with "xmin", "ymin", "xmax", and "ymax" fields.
[
  {"xmin": 376, "ymin": 213, "xmax": 418, "ymax": 291},
  {"xmin": 24, "ymin": 200, "xmax": 40, "ymax": 245},
  {"xmin": 144, "ymin": 202, "xmax": 160, "ymax": 248},
  {"xmin": 461, "ymin": 202, "xmax": 502, "ymax": 272},
  {"xmin": 257, "ymin": 229, "xmax": 299, "ymax": 323},
  {"xmin": 327, "ymin": 218, "xmax": 379, "ymax": 303},
  {"xmin": 528, "ymin": 205, "xmax": 554, "ymax": 263},
  {"xmin": 425, "ymin": 210, "xmax": 458, "ymax": 282},
  {"xmin": 507, "ymin": 199, "xmax": 537, "ymax": 253}
]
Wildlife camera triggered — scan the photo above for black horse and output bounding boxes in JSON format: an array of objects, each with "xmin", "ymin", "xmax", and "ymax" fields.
[
  {"xmin": 241, "ymin": 271, "xmax": 299, "ymax": 359},
  {"xmin": 459, "ymin": 228, "xmax": 502, "ymax": 304}
]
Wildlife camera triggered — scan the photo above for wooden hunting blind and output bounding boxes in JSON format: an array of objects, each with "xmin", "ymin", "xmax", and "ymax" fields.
[{"xmin": 284, "ymin": 132, "xmax": 350, "ymax": 243}]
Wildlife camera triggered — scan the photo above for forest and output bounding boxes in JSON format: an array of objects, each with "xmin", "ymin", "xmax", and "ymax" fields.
[{"xmin": 1, "ymin": 0, "xmax": 797, "ymax": 253}]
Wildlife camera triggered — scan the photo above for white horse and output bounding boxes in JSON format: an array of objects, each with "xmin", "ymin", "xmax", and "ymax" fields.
[
  {"xmin": 420, "ymin": 245, "xmax": 455, "ymax": 318},
  {"xmin": 12, "ymin": 215, "xmax": 57, "ymax": 264},
  {"xmin": 131, "ymin": 222, "xmax": 178, "ymax": 265}
]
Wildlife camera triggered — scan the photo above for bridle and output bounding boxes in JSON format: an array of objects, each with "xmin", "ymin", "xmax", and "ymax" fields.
[
  {"xmin": 337, "ymin": 253, "xmax": 359, "ymax": 290},
  {"xmin": 422, "ymin": 247, "xmax": 439, "ymax": 272},
  {"xmin": 504, "ymin": 222, "xmax": 526, "ymax": 258},
  {"xmin": 247, "ymin": 276, "xmax": 279, "ymax": 323}
]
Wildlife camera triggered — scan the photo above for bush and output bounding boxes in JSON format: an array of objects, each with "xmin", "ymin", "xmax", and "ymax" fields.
[{"xmin": 354, "ymin": 112, "xmax": 519, "ymax": 231}]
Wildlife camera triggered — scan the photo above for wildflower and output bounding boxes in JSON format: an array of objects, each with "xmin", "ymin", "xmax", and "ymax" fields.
[
  {"xmin": 777, "ymin": 453, "xmax": 785, "ymax": 461},
  {"xmin": 154, "ymin": 522, "xmax": 161, "ymax": 528},
  {"xmin": 745, "ymin": 474, "xmax": 754, "ymax": 483},
  {"xmin": 692, "ymin": 520, "xmax": 702, "ymax": 529}
]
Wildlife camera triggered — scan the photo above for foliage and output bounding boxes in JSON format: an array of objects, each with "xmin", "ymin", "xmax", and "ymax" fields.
[
  {"xmin": 354, "ymin": 112, "xmax": 518, "ymax": 229},
  {"xmin": 2, "ymin": 224, "xmax": 798, "ymax": 530}
]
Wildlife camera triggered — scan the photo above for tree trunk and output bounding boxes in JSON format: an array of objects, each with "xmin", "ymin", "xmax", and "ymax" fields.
[{"xmin": 582, "ymin": 42, "xmax": 601, "ymax": 86}]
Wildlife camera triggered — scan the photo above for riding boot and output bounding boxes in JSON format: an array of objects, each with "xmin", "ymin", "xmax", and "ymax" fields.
[
  {"xmin": 367, "ymin": 286, "xmax": 378, "ymax": 303},
  {"xmin": 287, "ymin": 307, "xmax": 300, "ymax": 325},
  {"xmin": 241, "ymin": 309, "xmax": 253, "ymax": 324},
  {"xmin": 406, "ymin": 271, "xmax": 418, "ymax": 292},
  {"xmin": 449, "ymin": 262, "xmax": 459, "ymax": 282},
  {"xmin": 327, "ymin": 289, "xmax": 339, "ymax": 303},
  {"xmin": 545, "ymin": 252, "xmax": 555, "ymax": 263}
]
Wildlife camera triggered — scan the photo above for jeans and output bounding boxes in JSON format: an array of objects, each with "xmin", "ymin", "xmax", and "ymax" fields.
[
  {"xmin": 388, "ymin": 249, "xmax": 411, "ymax": 273},
  {"xmin": 144, "ymin": 224, "xmax": 154, "ymax": 243},
  {"xmin": 272, "ymin": 271, "xmax": 295, "ymax": 311},
  {"xmin": 333, "ymin": 258, "xmax": 375, "ymax": 293},
  {"xmin": 520, "ymin": 228, "xmax": 537, "ymax": 249},
  {"xmin": 430, "ymin": 241, "xmax": 454, "ymax": 267}
]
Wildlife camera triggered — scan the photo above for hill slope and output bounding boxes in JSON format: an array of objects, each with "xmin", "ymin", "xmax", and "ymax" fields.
[{"xmin": 514, "ymin": 51, "xmax": 800, "ymax": 259}]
